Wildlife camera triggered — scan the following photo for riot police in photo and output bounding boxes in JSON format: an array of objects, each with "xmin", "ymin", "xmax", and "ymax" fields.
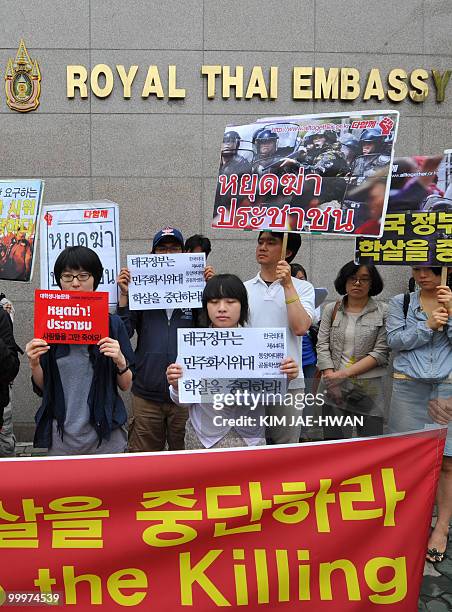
[
  {"xmin": 215, "ymin": 130, "xmax": 252, "ymax": 217},
  {"xmin": 299, "ymin": 129, "xmax": 349, "ymax": 177},
  {"xmin": 352, "ymin": 127, "xmax": 391, "ymax": 178},
  {"xmin": 219, "ymin": 130, "xmax": 251, "ymax": 175},
  {"xmin": 339, "ymin": 133, "xmax": 360, "ymax": 168},
  {"xmin": 251, "ymin": 128, "xmax": 300, "ymax": 176}
]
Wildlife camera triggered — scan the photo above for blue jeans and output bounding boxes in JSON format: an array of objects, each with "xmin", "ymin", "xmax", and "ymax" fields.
[{"xmin": 388, "ymin": 378, "xmax": 452, "ymax": 456}]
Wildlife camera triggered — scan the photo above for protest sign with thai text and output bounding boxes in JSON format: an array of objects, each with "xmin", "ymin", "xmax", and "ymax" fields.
[
  {"xmin": 40, "ymin": 201, "xmax": 120, "ymax": 307},
  {"xmin": 212, "ymin": 111, "xmax": 398, "ymax": 237},
  {"xmin": 127, "ymin": 253, "xmax": 205, "ymax": 310},
  {"xmin": 34, "ymin": 289, "xmax": 109, "ymax": 344}
]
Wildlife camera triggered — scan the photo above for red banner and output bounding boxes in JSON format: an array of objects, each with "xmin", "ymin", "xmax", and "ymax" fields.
[
  {"xmin": 0, "ymin": 429, "xmax": 445, "ymax": 610},
  {"xmin": 34, "ymin": 289, "xmax": 109, "ymax": 345}
]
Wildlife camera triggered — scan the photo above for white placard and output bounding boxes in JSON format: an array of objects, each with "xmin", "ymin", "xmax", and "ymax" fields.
[
  {"xmin": 127, "ymin": 253, "xmax": 205, "ymax": 310},
  {"xmin": 40, "ymin": 200, "xmax": 120, "ymax": 307},
  {"xmin": 177, "ymin": 327, "xmax": 286, "ymax": 403}
]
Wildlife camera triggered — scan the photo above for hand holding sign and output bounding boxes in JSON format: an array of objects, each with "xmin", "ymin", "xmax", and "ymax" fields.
[
  {"xmin": 426, "ymin": 306, "xmax": 449, "ymax": 331},
  {"xmin": 25, "ymin": 338, "xmax": 50, "ymax": 367},
  {"xmin": 436, "ymin": 284, "xmax": 452, "ymax": 314},
  {"xmin": 204, "ymin": 265, "xmax": 216, "ymax": 281},
  {"xmin": 166, "ymin": 363, "xmax": 183, "ymax": 390},
  {"xmin": 117, "ymin": 267, "xmax": 131, "ymax": 297},
  {"xmin": 276, "ymin": 260, "xmax": 292, "ymax": 288},
  {"xmin": 279, "ymin": 357, "xmax": 299, "ymax": 380},
  {"xmin": 98, "ymin": 337, "xmax": 126, "ymax": 370}
]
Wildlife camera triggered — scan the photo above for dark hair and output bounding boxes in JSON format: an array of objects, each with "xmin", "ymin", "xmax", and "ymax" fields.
[
  {"xmin": 54, "ymin": 246, "xmax": 104, "ymax": 290},
  {"xmin": 334, "ymin": 261, "xmax": 383, "ymax": 296},
  {"xmin": 290, "ymin": 263, "xmax": 307, "ymax": 280},
  {"xmin": 425, "ymin": 266, "xmax": 442, "ymax": 276},
  {"xmin": 412, "ymin": 266, "xmax": 452, "ymax": 289},
  {"xmin": 184, "ymin": 234, "xmax": 212, "ymax": 258},
  {"xmin": 257, "ymin": 231, "xmax": 301, "ymax": 263},
  {"xmin": 200, "ymin": 274, "xmax": 248, "ymax": 327}
]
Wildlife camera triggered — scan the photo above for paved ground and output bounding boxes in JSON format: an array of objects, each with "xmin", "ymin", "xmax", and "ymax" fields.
[
  {"xmin": 420, "ymin": 534, "xmax": 452, "ymax": 611},
  {"xmin": 8, "ymin": 443, "xmax": 452, "ymax": 609}
]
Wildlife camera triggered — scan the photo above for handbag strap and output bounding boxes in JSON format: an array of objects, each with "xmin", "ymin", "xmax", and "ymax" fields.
[{"xmin": 331, "ymin": 300, "xmax": 341, "ymax": 323}]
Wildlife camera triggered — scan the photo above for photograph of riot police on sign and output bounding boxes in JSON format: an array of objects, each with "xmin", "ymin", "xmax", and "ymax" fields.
[
  {"xmin": 356, "ymin": 152, "xmax": 452, "ymax": 265},
  {"xmin": 212, "ymin": 111, "xmax": 399, "ymax": 237},
  {"xmin": 438, "ymin": 148, "xmax": 452, "ymax": 199}
]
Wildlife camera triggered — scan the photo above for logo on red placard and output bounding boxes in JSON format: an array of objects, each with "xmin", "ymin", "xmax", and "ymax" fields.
[
  {"xmin": 44, "ymin": 212, "xmax": 53, "ymax": 226},
  {"xmin": 84, "ymin": 210, "xmax": 109, "ymax": 219}
]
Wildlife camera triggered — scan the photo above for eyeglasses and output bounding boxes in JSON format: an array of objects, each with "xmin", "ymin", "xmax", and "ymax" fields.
[
  {"xmin": 348, "ymin": 276, "xmax": 371, "ymax": 285},
  {"xmin": 60, "ymin": 272, "xmax": 92, "ymax": 283},
  {"xmin": 154, "ymin": 246, "xmax": 183, "ymax": 254}
]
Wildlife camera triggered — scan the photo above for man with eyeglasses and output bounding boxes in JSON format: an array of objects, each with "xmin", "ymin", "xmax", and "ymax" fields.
[{"xmin": 116, "ymin": 227, "xmax": 214, "ymax": 453}]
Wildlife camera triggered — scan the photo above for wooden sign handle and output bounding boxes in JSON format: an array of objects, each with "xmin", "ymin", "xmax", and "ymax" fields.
[
  {"xmin": 281, "ymin": 232, "xmax": 288, "ymax": 261},
  {"xmin": 439, "ymin": 266, "xmax": 449, "ymax": 331}
]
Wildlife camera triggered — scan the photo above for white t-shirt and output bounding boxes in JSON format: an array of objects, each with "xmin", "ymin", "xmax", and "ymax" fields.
[
  {"xmin": 170, "ymin": 385, "xmax": 265, "ymax": 448},
  {"xmin": 244, "ymin": 273, "xmax": 316, "ymax": 389}
]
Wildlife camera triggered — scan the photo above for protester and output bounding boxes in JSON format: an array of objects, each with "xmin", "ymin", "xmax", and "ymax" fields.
[
  {"xmin": 0, "ymin": 293, "xmax": 19, "ymax": 457},
  {"xmin": 290, "ymin": 263, "xmax": 318, "ymax": 391},
  {"xmin": 387, "ymin": 266, "xmax": 452, "ymax": 563},
  {"xmin": 245, "ymin": 231, "xmax": 315, "ymax": 443},
  {"xmin": 117, "ymin": 226, "xmax": 214, "ymax": 452},
  {"xmin": 26, "ymin": 246, "xmax": 134, "ymax": 455},
  {"xmin": 184, "ymin": 234, "xmax": 212, "ymax": 259},
  {"xmin": 0, "ymin": 294, "xmax": 21, "ymax": 457},
  {"xmin": 290, "ymin": 263, "xmax": 324, "ymax": 441},
  {"xmin": 316, "ymin": 261, "xmax": 389, "ymax": 439},
  {"xmin": 167, "ymin": 274, "xmax": 299, "ymax": 449}
]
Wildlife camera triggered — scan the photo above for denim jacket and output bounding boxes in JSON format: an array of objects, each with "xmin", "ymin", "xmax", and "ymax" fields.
[{"xmin": 387, "ymin": 291, "xmax": 452, "ymax": 381}]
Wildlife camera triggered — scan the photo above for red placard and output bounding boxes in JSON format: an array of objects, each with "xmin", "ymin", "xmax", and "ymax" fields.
[
  {"xmin": 34, "ymin": 289, "xmax": 109, "ymax": 344},
  {"xmin": 0, "ymin": 429, "xmax": 445, "ymax": 610}
]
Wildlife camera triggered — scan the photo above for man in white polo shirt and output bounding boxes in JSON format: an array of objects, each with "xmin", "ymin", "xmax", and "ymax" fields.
[{"xmin": 245, "ymin": 231, "xmax": 315, "ymax": 444}]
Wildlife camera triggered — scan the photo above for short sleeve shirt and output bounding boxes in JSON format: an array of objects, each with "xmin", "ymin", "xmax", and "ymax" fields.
[{"xmin": 244, "ymin": 273, "xmax": 316, "ymax": 389}]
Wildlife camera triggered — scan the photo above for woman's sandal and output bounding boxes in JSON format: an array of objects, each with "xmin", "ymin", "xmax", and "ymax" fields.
[{"xmin": 426, "ymin": 547, "xmax": 446, "ymax": 563}]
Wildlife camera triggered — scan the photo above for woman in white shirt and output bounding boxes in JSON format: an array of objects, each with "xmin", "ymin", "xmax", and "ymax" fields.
[{"xmin": 167, "ymin": 274, "xmax": 299, "ymax": 449}]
